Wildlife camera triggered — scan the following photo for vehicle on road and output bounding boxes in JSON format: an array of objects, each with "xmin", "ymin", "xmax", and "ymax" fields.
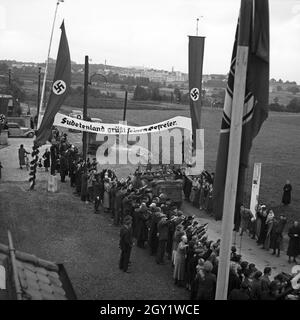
[{"xmin": 7, "ymin": 122, "xmax": 35, "ymax": 138}]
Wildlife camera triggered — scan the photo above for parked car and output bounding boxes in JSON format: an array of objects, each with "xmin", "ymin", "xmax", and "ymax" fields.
[{"xmin": 7, "ymin": 122, "xmax": 35, "ymax": 138}]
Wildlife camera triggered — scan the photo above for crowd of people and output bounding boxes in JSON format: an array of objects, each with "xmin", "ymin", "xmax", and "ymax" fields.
[
  {"xmin": 29, "ymin": 127, "xmax": 300, "ymax": 300},
  {"xmin": 183, "ymin": 173, "xmax": 300, "ymax": 264}
]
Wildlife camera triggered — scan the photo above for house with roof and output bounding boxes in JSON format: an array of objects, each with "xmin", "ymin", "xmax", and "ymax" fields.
[{"xmin": 0, "ymin": 232, "xmax": 77, "ymax": 300}]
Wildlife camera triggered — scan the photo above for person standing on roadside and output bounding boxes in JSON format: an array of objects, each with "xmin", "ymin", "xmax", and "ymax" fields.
[
  {"xmin": 287, "ymin": 220, "xmax": 300, "ymax": 264},
  {"xmin": 18, "ymin": 144, "xmax": 30, "ymax": 169},
  {"xmin": 282, "ymin": 180, "xmax": 292, "ymax": 206},
  {"xmin": 42, "ymin": 149, "xmax": 51, "ymax": 172},
  {"xmin": 119, "ymin": 216, "xmax": 133, "ymax": 273}
]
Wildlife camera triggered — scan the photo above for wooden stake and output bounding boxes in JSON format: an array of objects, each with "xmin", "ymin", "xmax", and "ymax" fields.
[{"xmin": 215, "ymin": 0, "xmax": 252, "ymax": 300}]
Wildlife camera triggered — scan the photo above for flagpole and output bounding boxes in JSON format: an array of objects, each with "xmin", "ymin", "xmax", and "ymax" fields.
[
  {"xmin": 37, "ymin": 0, "xmax": 63, "ymax": 129},
  {"xmin": 215, "ymin": 0, "xmax": 252, "ymax": 300}
]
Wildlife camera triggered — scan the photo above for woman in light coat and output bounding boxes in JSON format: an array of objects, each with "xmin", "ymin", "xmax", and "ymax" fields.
[
  {"xmin": 103, "ymin": 178, "xmax": 111, "ymax": 212},
  {"xmin": 173, "ymin": 235, "xmax": 188, "ymax": 287}
]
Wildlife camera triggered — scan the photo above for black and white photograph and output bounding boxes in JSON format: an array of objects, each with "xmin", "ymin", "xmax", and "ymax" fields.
[{"xmin": 0, "ymin": 0, "xmax": 300, "ymax": 308}]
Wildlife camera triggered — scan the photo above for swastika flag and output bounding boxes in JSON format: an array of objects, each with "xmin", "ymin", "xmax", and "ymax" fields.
[
  {"xmin": 35, "ymin": 21, "xmax": 71, "ymax": 146},
  {"xmin": 212, "ymin": 0, "xmax": 269, "ymax": 228},
  {"xmin": 188, "ymin": 36, "xmax": 205, "ymax": 150}
]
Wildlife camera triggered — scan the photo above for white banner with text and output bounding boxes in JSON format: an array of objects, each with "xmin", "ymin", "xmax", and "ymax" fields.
[{"xmin": 53, "ymin": 112, "xmax": 192, "ymax": 135}]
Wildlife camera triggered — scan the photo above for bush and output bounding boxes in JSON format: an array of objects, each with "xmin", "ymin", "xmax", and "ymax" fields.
[
  {"xmin": 268, "ymin": 103, "xmax": 285, "ymax": 112},
  {"xmin": 286, "ymin": 98, "xmax": 300, "ymax": 113}
]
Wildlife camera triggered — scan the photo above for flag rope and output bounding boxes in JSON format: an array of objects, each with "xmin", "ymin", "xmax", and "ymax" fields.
[{"xmin": 29, "ymin": 143, "xmax": 39, "ymax": 190}]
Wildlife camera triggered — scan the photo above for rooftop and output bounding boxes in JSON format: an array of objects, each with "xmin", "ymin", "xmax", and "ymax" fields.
[{"xmin": 0, "ymin": 240, "xmax": 77, "ymax": 300}]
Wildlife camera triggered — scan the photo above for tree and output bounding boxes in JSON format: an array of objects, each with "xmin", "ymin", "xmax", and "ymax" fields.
[
  {"xmin": 7, "ymin": 82, "xmax": 26, "ymax": 102},
  {"xmin": 286, "ymin": 98, "xmax": 300, "ymax": 113},
  {"xmin": 133, "ymin": 85, "xmax": 149, "ymax": 100},
  {"xmin": 273, "ymin": 97, "xmax": 279, "ymax": 104},
  {"xmin": 286, "ymin": 86, "xmax": 300, "ymax": 95},
  {"xmin": 276, "ymin": 86, "xmax": 282, "ymax": 92},
  {"xmin": 151, "ymin": 87, "xmax": 161, "ymax": 101},
  {"xmin": 174, "ymin": 87, "xmax": 181, "ymax": 102}
]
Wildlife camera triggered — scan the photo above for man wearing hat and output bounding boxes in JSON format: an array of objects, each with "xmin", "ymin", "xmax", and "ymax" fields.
[
  {"xmin": 113, "ymin": 182, "xmax": 124, "ymax": 225},
  {"xmin": 119, "ymin": 216, "xmax": 133, "ymax": 273},
  {"xmin": 148, "ymin": 207, "xmax": 162, "ymax": 256}
]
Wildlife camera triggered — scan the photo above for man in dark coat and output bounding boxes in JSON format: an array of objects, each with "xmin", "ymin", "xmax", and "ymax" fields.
[
  {"xmin": 166, "ymin": 214, "xmax": 176, "ymax": 260},
  {"xmin": 228, "ymin": 282, "xmax": 250, "ymax": 300},
  {"xmin": 148, "ymin": 208, "xmax": 161, "ymax": 256},
  {"xmin": 135, "ymin": 203, "xmax": 149, "ymax": 248},
  {"xmin": 257, "ymin": 208, "xmax": 268, "ymax": 245},
  {"xmin": 75, "ymin": 163, "xmax": 83, "ymax": 195},
  {"xmin": 113, "ymin": 184, "xmax": 123, "ymax": 225},
  {"xmin": 50, "ymin": 142, "xmax": 59, "ymax": 175},
  {"xmin": 227, "ymin": 264, "xmax": 241, "ymax": 297},
  {"xmin": 270, "ymin": 215, "xmax": 287, "ymax": 257},
  {"xmin": 250, "ymin": 271, "xmax": 262, "ymax": 300},
  {"xmin": 119, "ymin": 216, "xmax": 133, "ymax": 273},
  {"xmin": 183, "ymin": 175, "xmax": 192, "ymax": 201},
  {"xmin": 287, "ymin": 221, "xmax": 300, "ymax": 263},
  {"xmin": 69, "ymin": 160, "xmax": 77, "ymax": 188},
  {"xmin": 196, "ymin": 261, "xmax": 216, "ymax": 300},
  {"xmin": 59, "ymin": 152, "xmax": 68, "ymax": 182},
  {"xmin": 94, "ymin": 174, "xmax": 104, "ymax": 214},
  {"xmin": 282, "ymin": 180, "xmax": 292, "ymax": 205},
  {"xmin": 18, "ymin": 144, "xmax": 30, "ymax": 169},
  {"xmin": 42, "ymin": 149, "xmax": 51, "ymax": 172},
  {"xmin": 110, "ymin": 181, "xmax": 117, "ymax": 219},
  {"xmin": 156, "ymin": 214, "xmax": 169, "ymax": 264}
]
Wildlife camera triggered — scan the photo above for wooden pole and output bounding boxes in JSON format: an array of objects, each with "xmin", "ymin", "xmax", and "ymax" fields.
[
  {"xmin": 7, "ymin": 230, "xmax": 22, "ymax": 300},
  {"xmin": 123, "ymin": 90, "xmax": 128, "ymax": 121},
  {"xmin": 37, "ymin": 0, "xmax": 61, "ymax": 129},
  {"xmin": 215, "ymin": 0, "xmax": 252, "ymax": 300},
  {"xmin": 36, "ymin": 67, "xmax": 41, "ymax": 124}
]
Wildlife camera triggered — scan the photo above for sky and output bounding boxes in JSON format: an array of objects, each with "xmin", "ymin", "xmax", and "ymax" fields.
[{"xmin": 0, "ymin": 0, "xmax": 300, "ymax": 82}]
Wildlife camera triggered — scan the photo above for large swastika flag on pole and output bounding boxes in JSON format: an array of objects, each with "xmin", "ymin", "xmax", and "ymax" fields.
[
  {"xmin": 188, "ymin": 36, "xmax": 205, "ymax": 148},
  {"xmin": 35, "ymin": 21, "xmax": 71, "ymax": 147},
  {"xmin": 212, "ymin": 0, "xmax": 269, "ymax": 227}
]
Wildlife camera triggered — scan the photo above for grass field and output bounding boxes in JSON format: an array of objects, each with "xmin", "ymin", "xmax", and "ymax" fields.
[{"xmin": 61, "ymin": 103, "xmax": 300, "ymax": 225}]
